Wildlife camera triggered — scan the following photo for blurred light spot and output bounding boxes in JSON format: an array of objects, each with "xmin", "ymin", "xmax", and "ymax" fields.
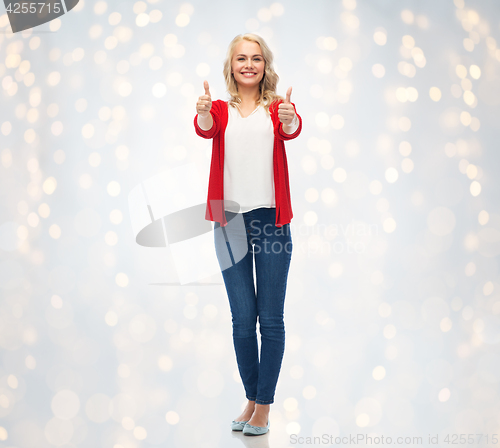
[
  {"xmin": 286, "ymin": 422, "xmax": 301, "ymax": 435},
  {"xmin": 373, "ymin": 28, "xmax": 387, "ymax": 45},
  {"xmin": 51, "ymin": 390, "xmax": 80, "ymax": 419},
  {"xmin": 469, "ymin": 64, "xmax": 481, "ymax": 79},
  {"xmin": 43, "ymin": 177, "xmax": 57, "ymax": 194},
  {"xmin": 49, "ymin": 224, "xmax": 61, "ymax": 239},
  {"xmin": 369, "ymin": 180, "xmax": 382, "ymax": 195},
  {"xmin": 398, "ymin": 116, "xmax": 411, "ymax": 131},
  {"xmin": 483, "ymin": 281, "xmax": 494, "ymax": 296},
  {"xmin": 122, "ymin": 417, "xmax": 135, "ymax": 430},
  {"xmin": 427, "ymin": 207, "xmax": 455, "ymax": 236},
  {"xmin": 196, "ymin": 62, "xmax": 210, "ymax": 78},
  {"xmin": 303, "ymin": 385, "xmax": 316, "ymax": 399},
  {"xmin": 470, "ymin": 181, "xmax": 481, "ymax": 196},
  {"xmin": 25, "ymin": 355, "xmax": 36, "ymax": 369},
  {"xmin": 107, "ymin": 181, "xmax": 121, "ymax": 196},
  {"xmin": 333, "ymin": 167, "xmax": 346, "ymax": 182},
  {"xmin": 203, "ymin": 304, "xmax": 218, "ymax": 319},
  {"xmin": 108, "ymin": 12, "xmax": 121, "ymax": 25},
  {"xmin": 27, "ymin": 212, "xmax": 40, "ymax": 228},
  {"xmin": 105, "ymin": 311, "xmax": 118, "ymax": 326},
  {"xmin": 133, "ymin": 426, "xmax": 147, "ymax": 440},
  {"xmin": 117, "ymin": 364, "xmax": 130, "ymax": 378},
  {"xmin": 150, "ymin": 10, "xmax": 163, "ymax": 23},
  {"xmin": 79, "ymin": 174, "xmax": 92, "ymax": 189},
  {"xmin": 257, "ymin": 7, "xmax": 272, "ymax": 21},
  {"xmin": 463, "ymin": 38, "xmax": 474, "ymax": 52},
  {"xmin": 88, "ymin": 152, "xmax": 101, "ymax": 167},
  {"xmin": 176, "ymin": 13, "xmax": 190, "ymax": 27},
  {"xmin": 136, "ymin": 13, "xmax": 150, "ymax": 27},
  {"xmin": 317, "ymin": 57, "xmax": 333, "ymax": 74},
  {"xmin": 109, "ymin": 209, "xmax": 123, "ymax": 225},
  {"xmin": 301, "ymin": 155, "xmax": 317, "ymax": 175},
  {"xmin": 331, "ymin": 114, "xmax": 344, "ymax": 129},
  {"xmin": 328, "ymin": 262, "xmax": 343, "ymax": 278},
  {"xmin": 165, "ymin": 411, "xmax": 179, "ymax": 424},
  {"xmin": 438, "ymin": 388, "xmax": 450, "ymax": 402},
  {"xmin": 44, "ymin": 418, "xmax": 73, "ymax": 445},
  {"xmin": 401, "ymin": 158, "xmax": 414, "ymax": 173},
  {"xmin": 315, "ymin": 112, "xmax": 330, "ymax": 128},
  {"xmin": 305, "ymin": 188, "xmax": 319, "ymax": 203},
  {"xmin": 402, "ymin": 35, "xmax": 415, "ymax": 49},
  {"xmin": 429, "ymin": 86, "xmax": 441, "ymax": 101},
  {"xmin": 401, "ymin": 9, "xmax": 414, "ymax": 24},
  {"xmin": 94, "ymin": 1, "xmax": 107, "ymax": 14},
  {"xmin": 382, "ymin": 215, "xmax": 396, "ymax": 233},
  {"xmin": 385, "ymin": 167, "xmax": 398, "ymax": 183},
  {"xmin": 371, "ymin": 270, "xmax": 384, "ymax": 285},
  {"xmin": 37, "ymin": 204, "xmax": 49, "ymax": 219},
  {"xmin": 372, "ymin": 63, "xmax": 385, "ymax": 78},
  {"xmin": 283, "ymin": 397, "xmax": 298, "ymax": 411},
  {"xmin": 133, "ymin": 1, "xmax": 147, "ymax": 14},
  {"xmin": 321, "ymin": 187, "xmax": 337, "ymax": 205},
  {"xmin": 105, "ymin": 231, "xmax": 118, "ymax": 246},
  {"xmin": 379, "ymin": 302, "xmax": 391, "ymax": 318},
  {"xmin": 356, "ymin": 413, "xmax": 369, "ymax": 427},
  {"xmin": 158, "ymin": 355, "xmax": 173, "ymax": 372},
  {"xmin": 472, "ymin": 318, "xmax": 484, "ymax": 333},
  {"xmin": 478, "ymin": 210, "xmax": 489, "ymax": 225},
  {"xmin": 372, "ymin": 366, "xmax": 386, "ymax": 380},
  {"xmin": 115, "ymin": 273, "xmax": 128, "ymax": 288},
  {"xmin": 303, "ymin": 211, "xmax": 318, "ymax": 226},
  {"xmin": 383, "ymin": 324, "xmax": 396, "ymax": 338},
  {"xmin": 440, "ymin": 317, "xmax": 453, "ymax": 332},
  {"xmin": 290, "ymin": 365, "xmax": 304, "ymax": 379},
  {"xmin": 465, "ymin": 261, "xmax": 476, "ymax": 277},
  {"xmin": 0, "ymin": 427, "xmax": 7, "ymax": 441},
  {"xmin": 85, "ymin": 393, "xmax": 111, "ymax": 423}
]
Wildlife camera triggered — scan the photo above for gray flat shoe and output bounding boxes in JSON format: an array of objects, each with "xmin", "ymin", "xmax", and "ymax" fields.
[
  {"xmin": 243, "ymin": 420, "xmax": 270, "ymax": 436},
  {"xmin": 231, "ymin": 420, "xmax": 249, "ymax": 431}
]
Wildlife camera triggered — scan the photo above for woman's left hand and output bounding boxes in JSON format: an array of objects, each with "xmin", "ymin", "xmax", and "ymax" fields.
[{"xmin": 278, "ymin": 87, "xmax": 296, "ymax": 125}]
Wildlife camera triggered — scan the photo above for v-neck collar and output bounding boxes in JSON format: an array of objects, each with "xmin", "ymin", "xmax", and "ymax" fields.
[{"xmin": 231, "ymin": 104, "xmax": 260, "ymax": 119}]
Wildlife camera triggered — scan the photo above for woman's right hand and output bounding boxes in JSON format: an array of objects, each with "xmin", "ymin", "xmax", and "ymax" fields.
[{"xmin": 196, "ymin": 80, "xmax": 212, "ymax": 117}]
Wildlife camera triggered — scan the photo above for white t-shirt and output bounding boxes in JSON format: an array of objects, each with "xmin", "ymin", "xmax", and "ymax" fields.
[{"xmin": 223, "ymin": 103, "xmax": 299, "ymax": 213}]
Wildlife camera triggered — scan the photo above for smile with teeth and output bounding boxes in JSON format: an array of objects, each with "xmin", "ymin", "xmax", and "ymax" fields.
[{"xmin": 242, "ymin": 72, "xmax": 256, "ymax": 76}]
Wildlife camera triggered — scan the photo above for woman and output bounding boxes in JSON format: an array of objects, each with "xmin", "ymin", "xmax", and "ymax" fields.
[{"xmin": 194, "ymin": 33, "xmax": 302, "ymax": 436}]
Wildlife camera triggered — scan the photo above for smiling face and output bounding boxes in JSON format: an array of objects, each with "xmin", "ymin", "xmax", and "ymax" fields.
[{"xmin": 231, "ymin": 40, "xmax": 265, "ymax": 90}]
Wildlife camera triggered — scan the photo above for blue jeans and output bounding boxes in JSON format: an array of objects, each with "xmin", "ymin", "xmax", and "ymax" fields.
[{"xmin": 214, "ymin": 207, "xmax": 292, "ymax": 405}]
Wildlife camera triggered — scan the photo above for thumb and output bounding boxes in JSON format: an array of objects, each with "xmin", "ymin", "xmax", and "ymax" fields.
[
  {"xmin": 285, "ymin": 86, "xmax": 292, "ymax": 103},
  {"xmin": 204, "ymin": 80, "xmax": 211, "ymax": 97}
]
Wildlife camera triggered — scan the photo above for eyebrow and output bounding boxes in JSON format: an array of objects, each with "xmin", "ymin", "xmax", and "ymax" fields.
[{"xmin": 236, "ymin": 54, "xmax": 262, "ymax": 57}]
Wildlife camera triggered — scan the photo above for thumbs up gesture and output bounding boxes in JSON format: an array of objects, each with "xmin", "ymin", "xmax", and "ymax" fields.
[
  {"xmin": 196, "ymin": 80, "xmax": 212, "ymax": 118},
  {"xmin": 278, "ymin": 87, "xmax": 296, "ymax": 125}
]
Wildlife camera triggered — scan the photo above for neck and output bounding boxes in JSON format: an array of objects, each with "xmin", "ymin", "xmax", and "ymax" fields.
[{"xmin": 237, "ymin": 84, "xmax": 260, "ymax": 104}]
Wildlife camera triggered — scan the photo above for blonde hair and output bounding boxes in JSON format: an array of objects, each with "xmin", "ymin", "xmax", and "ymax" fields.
[{"xmin": 223, "ymin": 33, "xmax": 284, "ymax": 114}]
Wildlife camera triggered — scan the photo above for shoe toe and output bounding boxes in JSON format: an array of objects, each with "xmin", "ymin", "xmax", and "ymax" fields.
[{"xmin": 231, "ymin": 420, "xmax": 248, "ymax": 431}]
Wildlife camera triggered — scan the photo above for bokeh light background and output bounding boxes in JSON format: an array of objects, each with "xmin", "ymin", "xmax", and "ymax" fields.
[{"xmin": 1, "ymin": 0, "xmax": 500, "ymax": 447}]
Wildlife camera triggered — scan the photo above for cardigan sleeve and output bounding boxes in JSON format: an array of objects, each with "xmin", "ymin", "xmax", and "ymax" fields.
[
  {"xmin": 194, "ymin": 100, "xmax": 221, "ymax": 139},
  {"xmin": 272, "ymin": 100, "xmax": 303, "ymax": 141}
]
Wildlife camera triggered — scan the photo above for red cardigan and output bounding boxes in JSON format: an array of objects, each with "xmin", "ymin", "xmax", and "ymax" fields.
[{"xmin": 194, "ymin": 99, "xmax": 302, "ymax": 227}]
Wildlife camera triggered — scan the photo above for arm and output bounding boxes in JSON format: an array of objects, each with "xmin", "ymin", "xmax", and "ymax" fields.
[
  {"xmin": 275, "ymin": 101, "xmax": 302, "ymax": 141},
  {"xmin": 194, "ymin": 108, "xmax": 219, "ymax": 139}
]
